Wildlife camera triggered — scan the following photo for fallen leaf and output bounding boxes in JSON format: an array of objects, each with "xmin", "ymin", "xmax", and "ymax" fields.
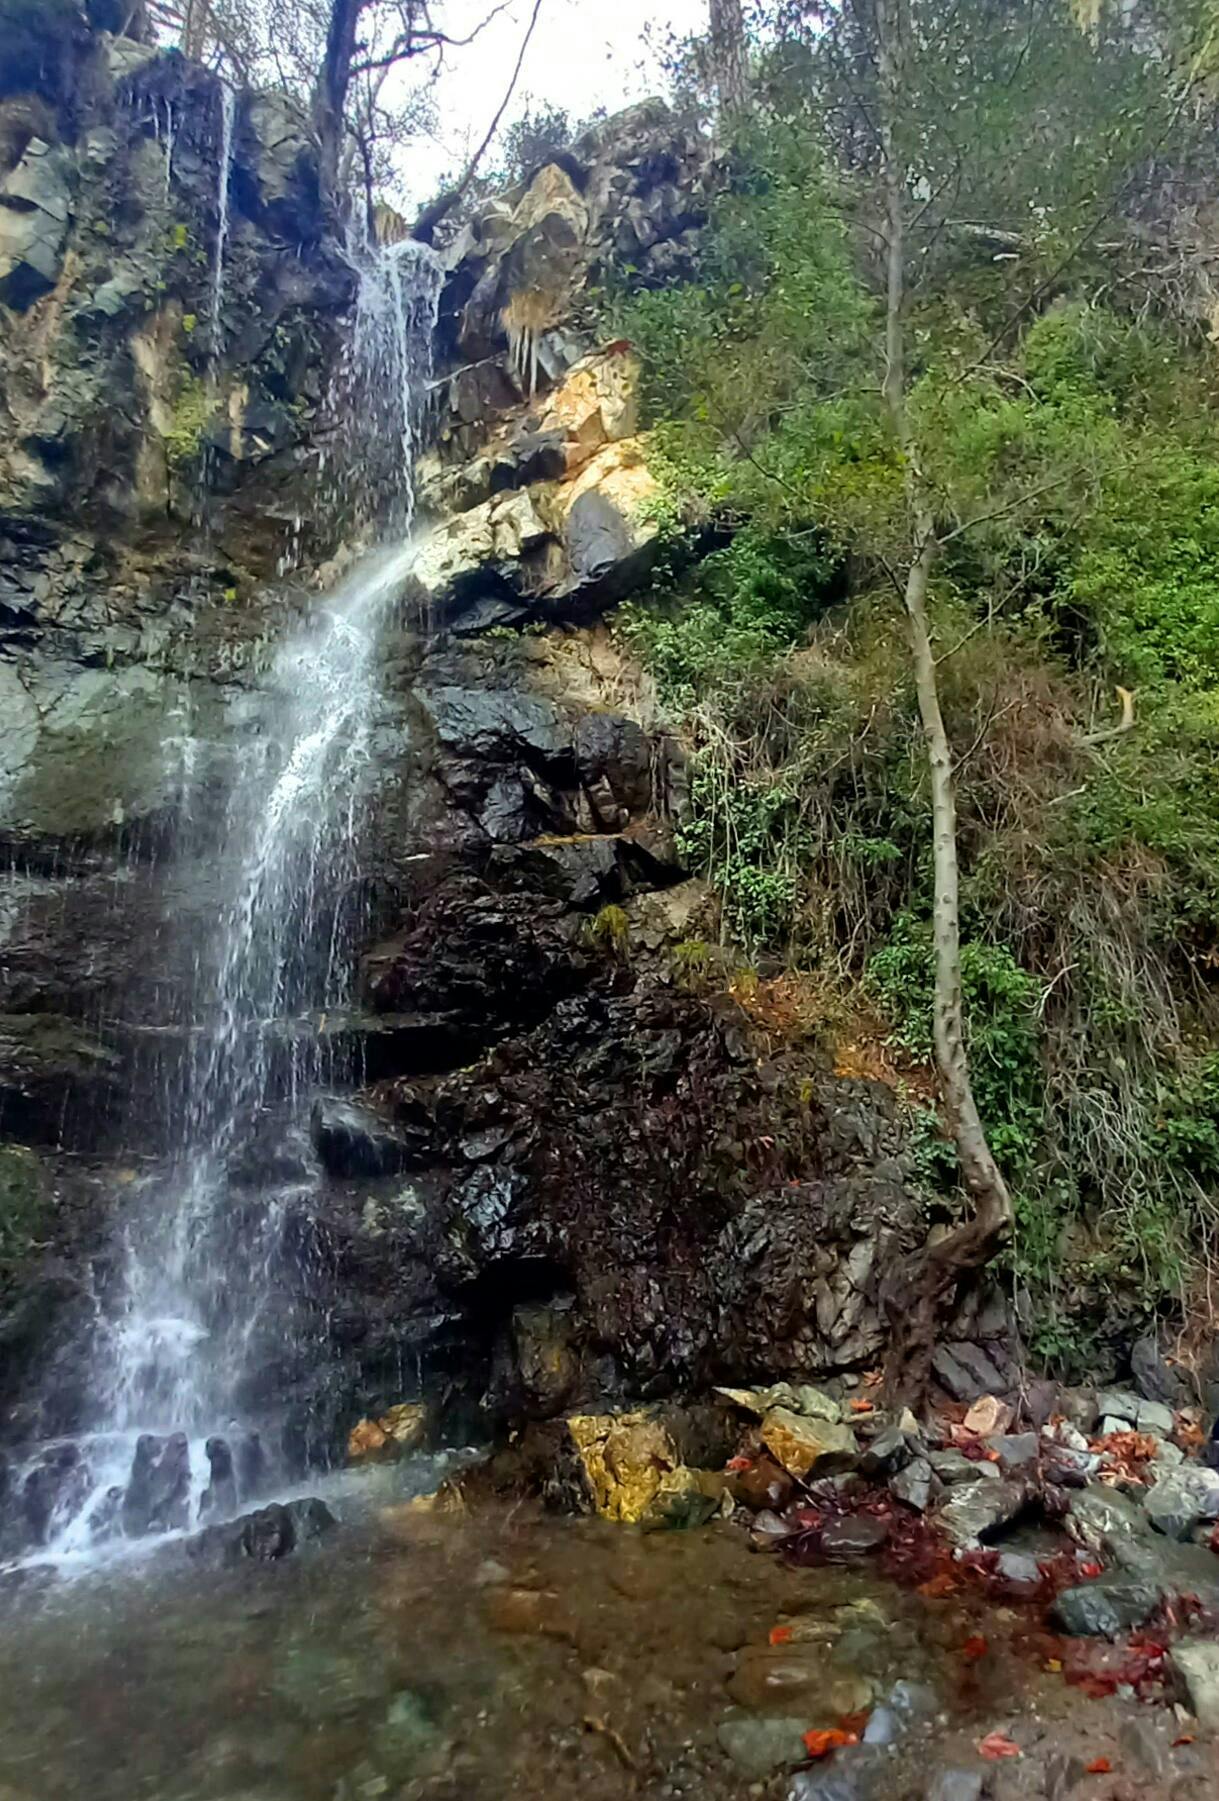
[
  {"xmin": 962, "ymin": 1635, "xmax": 989, "ymax": 1660},
  {"xmin": 916, "ymin": 1571, "xmax": 960, "ymax": 1598},
  {"xmin": 977, "ymin": 1732, "xmax": 1021, "ymax": 1760},
  {"xmin": 849, "ymin": 1398, "xmax": 875, "ymax": 1414},
  {"xmin": 769, "ymin": 1625, "xmax": 794, "ymax": 1645},
  {"xmin": 1085, "ymin": 1757, "xmax": 1112, "ymax": 1774},
  {"xmin": 726, "ymin": 1456, "xmax": 754, "ymax": 1471},
  {"xmin": 1172, "ymin": 1734, "xmax": 1195, "ymax": 1746},
  {"xmin": 1080, "ymin": 1561, "xmax": 1104, "ymax": 1579},
  {"xmin": 802, "ymin": 1728, "xmax": 858, "ymax": 1759},
  {"xmin": 1044, "ymin": 1658, "xmax": 1063, "ymax": 1673}
]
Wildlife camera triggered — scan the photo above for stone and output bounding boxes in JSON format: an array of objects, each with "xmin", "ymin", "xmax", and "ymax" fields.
[
  {"xmin": 931, "ymin": 1342, "xmax": 1007, "ymax": 1401},
  {"xmin": 1135, "ymin": 1398, "xmax": 1175, "ymax": 1437},
  {"xmin": 1172, "ymin": 1640, "xmax": 1219, "ymax": 1729},
  {"xmin": 562, "ymin": 1409, "xmax": 727, "ymax": 1527},
  {"xmin": 938, "ymin": 1477, "xmax": 1031, "ymax": 1547},
  {"xmin": 928, "ymin": 1448, "xmax": 999, "ymax": 1484},
  {"xmin": 731, "ymin": 1454, "xmax": 796, "ymax": 1514},
  {"xmin": 1153, "ymin": 1437, "xmax": 1185, "ymax": 1467},
  {"xmin": 717, "ymin": 1383, "xmax": 842, "ymax": 1424},
  {"xmin": 962, "ymin": 1395, "xmax": 1012, "ymax": 1435},
  {"xmin": 1051, "ymin": 1578, "xmax": 1160, "ymax": 1636},
  {"xmin": 787, "ymin": 1753, "xmax": 884, "ymax": 1801},
  {"xmin": 21, "ymin": 1443, "xmax": 89, "ymax": 1545},
  {"xmin": 761, "ymin": 1408, "xmax": 859, "ymax": 1480},
  {"xmin": 1099, "ymin": 1415, "xmax": 1130, "ymax": 1437},
  {"xmin": 348, "ymin": 1402, "xmax": 428, "ymax": 1461},
  {"xmin": 1131, "ymin": 1335, "xmax": 1185, "ymax": 1407},
  {"xmin": 1144, "ymin": 1467, "xmax": 1219, "ymax": 1540},
  {"xmin": 858, "ymin": 1427, "xmax": 910, "ymax": 1477},
  {"xmin": 1066, "ymin": 1482, "xmax": 1149, "ymax": 1556},
  {"xmin": 716, "ymin": 1713, "xmax": 809, "ymax": 1776},
  {"xmin": 185, "ymin": 1497, "xmax": 336, "ymax": 1567},
  {"xmin": 992, "ymin": 1432, "xmax": 1039, "ymax": 1472},
  {"xmin": 925, "ymin": 1775, "xmax": 985, "ymax": 1801},
  {"xmin": 819, "ymin": 1515, "xmax": 889, "ymax": 1560},
  {"xmin": 994, "ymin": 1550, "xmax": 1042, "ymax": 1593},
  {"xmin": 1119, "ymin": 1715, "xmax": 1173, "ymax": 1778},
  {"xmin": 890, "ymin": 1457, "xmax": 934, "ymax": 1510},
  {"xmin": 200, "ymin": 1436, "xmax": 237, "ymax": 1518},
  {"xmin": 0, "ymin": 139, "xmax": 72, "ymax": 309},
  {"xmin": 311, "ymin": 1097, "xmax": 411, "ymax": 1177},
  {"xmin": 1095, "ymin": 1389, "xmax": 1142, "ymax": 1425}
]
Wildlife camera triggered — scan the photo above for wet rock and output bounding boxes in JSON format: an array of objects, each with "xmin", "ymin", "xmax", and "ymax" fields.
[
  {"xmin": 559, "ymin": 1408, "xmax": 730, "ymax": 1527},
  {"xmin": 925, "ymin": 1776, "xmax": 985, "ymax": 1801},
  {"xmin": 890, "ymin": 1457, "xmax": 934, "ymax": 1511},
  {"xmin": 185, "ymin": 1497, "xmax": 336, "ymax": 1566},
  {"xmin": 992, "ymin": 1432, "xmax": 1039, "ymax": 1473},
  {"xmin": 0, "ymin": 138, "xmax": 72, "ymax": 309},
  {"xmin": 200, "ymin": 1436, "xmax": 237, "ymax": 1518},
  {"xmin": 1132, "ymin": 1335, "xmax": 1185, "ymax": 1407},
  {"xmin": 938, "ymin": 1477, "xmax": 1032, "ymax": 1547},
  {"xmin": 22, "ymin": 1442, "xmax": 88, "ymax": 1544},
  {"xmin": 728, "ymin": 1645, "xmax": 872, "ymax": 1714},
  {"xmin": 995, "ymin": 1550, "xmax": 1042, "ymax": 1593},
  {"xmin": 1136, "ymin": 1398, "xmax": 1175, "ymax": 1437},
  {"xmin": 235, "ymin": 1431, "xmax": 269, "ymax": 1500},
  {"xmin": 1065, "ymin": 1481, "xmax": 1148, "ymax": 1556},
  {"xmin": 788, "ymin": 1754, "xmax": 885, "ymax": 1801},
  {"xmin": 717, "ymin": 1383, "xmax": 842, "ymax": 1424},
  {"xmin": 1095, "ymin": 1388, "xmax": 1141, "ymax": 1426},
  {"xmin": 147, "ymin": 1431, "xmax": 191, "ymax": 1532},
  {"xmin": 1050, "ymin": 1578, "xmax": 1160, "ymax": 1637},
  {"xmin": 928, "ymin": 1449, "xmax": 999, "ymax": 1485},
  {"xmin": 311, "ymin": 1097, "xmax": 410, "ymax": 1178},
  {"xmin": 819, "ymin": 1516, "xmax": 890, "ymax": 1560},
  {"xmin": 930, "ymin": 1342, "xmax": 1007, "ymax": 1401},
  {"xmin": 760, "ymin": 1408, "xmax": 858, "ymax": 1481},
  {"xmin": 121, "ymin": 1433, "xmax": 163, "ymax": 1538},
  {"xmin": 347, "ymin": 1401, "xmax": 428, "ymax": 1461},
  {"xmin": 858, "ymin": 1427, "xmax": 910, "ymax": 1478},
  {"xmin": 1143, "ymin": 1466, "xmax": 1219, "ymax": 1539},
  {"xmin": 717, "ymin": 1712, "xmax": 809, "ymax": 1776},
  {"xmin": 730, "ymin": 1453, "xmax": 796, "ymax": 1514},
  {"xmin": 1172, "ymin": 1640, "xmax": 1219, "ymax": 1729}
]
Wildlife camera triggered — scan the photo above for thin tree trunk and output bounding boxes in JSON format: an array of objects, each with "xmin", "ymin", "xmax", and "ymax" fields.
[
  {"xmin": 874, "ymin": 0, "xmax": 1011, "ymax": 1396},
  {"xmin": 709, "ymin": 0, "xmax": 750, "ymax": 120},
  {"xmin": 313, "ymin": 0, "xmax": 363, "ymax": 221}
]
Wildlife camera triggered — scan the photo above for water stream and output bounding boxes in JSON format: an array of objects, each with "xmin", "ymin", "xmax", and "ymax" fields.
[
  {"xmin": 208, "ymin": 84, "xmax": 236, "ymax": 372},
  {"xmin": 14, "ymin": 240, "xmax": 443, "ymax": 1569}
]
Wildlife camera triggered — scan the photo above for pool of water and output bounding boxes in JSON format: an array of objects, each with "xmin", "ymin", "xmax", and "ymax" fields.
[{"xmin": 0, "ymin": 1472, "xmax": 1201, "ymax": 1801}]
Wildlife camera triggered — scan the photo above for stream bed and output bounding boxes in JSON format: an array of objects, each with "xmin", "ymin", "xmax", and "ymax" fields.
[{"xmin": 0, "ymin": 1476, "xmax": 1211, "ymax": 1801}]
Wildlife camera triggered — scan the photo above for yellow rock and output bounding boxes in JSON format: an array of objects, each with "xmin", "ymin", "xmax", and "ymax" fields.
[
  {"xmin": 348, "ymin": 1400, "xmax": 428, "ymax": 1463},
  {"xmin": 759, "ymin": 1406, "xmax": 858, "ymax": 1480},
  {"xmin": 564, "ymin": 1410, "xmax": 727, "ymax": 1526}
]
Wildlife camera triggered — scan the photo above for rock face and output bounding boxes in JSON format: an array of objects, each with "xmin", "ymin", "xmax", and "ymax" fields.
[{"xmin": 0, "ymin": 12, "xmax": 931, "ymax": 1463}]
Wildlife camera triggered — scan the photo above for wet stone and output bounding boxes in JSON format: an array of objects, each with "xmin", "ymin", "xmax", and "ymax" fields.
[
  {"xmin": 819, "ymin": 1516, "xmax": 890, "ymax": 1561},
  {"xmin": 1095, "ymin": 1389, "xmax": 1141, "ymax": 1426},
  {"xmin": 890, "ymin": 1457, "xmax": 933, "ymax": 1511},
  {"xmin": 716, "ymin": 1712, "xmax": 808, "ymax": 1776},
  {"xmin": 1050, "ymin": 1578, "xmax": 1159, "ymax": 1637},
  {"xmin": 925, "ymin": 1773, "xmax": 985, "ymax": 1801},
  {"xmin": 938, "ymin": 1477, "xmax": 1031, "ymax": 1547},
  {"xmin": 858, "ymin": 1427, "xmax": 910, "ymax": 1478},
  {"xmin": 200, "ymin": 1436, "xmax": 237, "ymax": 1519},
  {"xmin": 1172, "ymin": 1639, "xmax": 1219, "ymax": 1729},
  {"xmin": 1143, "ymin": 1466, "xmax": 1219, "ymax": 1540},
  {"xmin": 928, "ymin": 1449, "xmax": 998, "ymax": 1485}
]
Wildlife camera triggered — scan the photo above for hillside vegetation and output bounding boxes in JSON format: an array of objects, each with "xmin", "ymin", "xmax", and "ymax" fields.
[{"xmin": 609, "ymin": 1, "xmax": 1219, "ymax": 1372}]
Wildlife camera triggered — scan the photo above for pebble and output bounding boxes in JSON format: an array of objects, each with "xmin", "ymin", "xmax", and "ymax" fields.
[{"xmin": 717, "ymin": 1712, "xmax": 809, "ymax": 1776}]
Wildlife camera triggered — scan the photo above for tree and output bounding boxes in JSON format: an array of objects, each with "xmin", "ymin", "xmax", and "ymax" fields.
[{"xmin": 708, "ymin": 0, "xmax": 750, "ymax": 118}]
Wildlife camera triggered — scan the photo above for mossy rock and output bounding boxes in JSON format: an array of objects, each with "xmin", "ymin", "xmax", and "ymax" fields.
[{"xmin": 0, "ymin": 1143, "xmax": 49, "ymax": 1262}]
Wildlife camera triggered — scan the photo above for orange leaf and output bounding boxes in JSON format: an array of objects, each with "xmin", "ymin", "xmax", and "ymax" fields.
[
  {"xmin": 978, "ymin": 1732, "xmax": 1021, "ymax": 1761},
  {"xmin": 1172, "ymin": 1735, "xmax": 1195, "ymax": 1747},
  {"xmin": 962, "ymin": 1635, "xmax": 989, "ymax": 1661},
  {"xmin": 838, "ymin": 1711, "xmax": 871, "ymax": 1736},
  {"xmin": 726, "ymin": 1456, "xmax": 753, "ymax": 1471},
  {"xmin": 769, "ymin": 1625, "xmax": 794, "ymax": 1646},
  {"xmin": 917, "ymin": 1571, "xmax": 960, "ymax": 1598},
  {"xmin": 1085, "ymin": 1758, "xmax": 1112, "ymax": 1774},
  {"xmin": 1080, "ymin": 1561, "xmax": 1103, "ymax": 1578},
  {"xmin": 802, "ymin": 1728, "xmax": 858, "ymax": 1759},
  {"xmin": 849, "ymin": 1398, "xmax": 875, "ymax": 1414}
]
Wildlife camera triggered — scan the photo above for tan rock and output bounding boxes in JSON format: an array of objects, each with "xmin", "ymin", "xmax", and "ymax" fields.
[
  {"xmin": 540, "ymin": 348, "xmax": 642, "ymax": 472},
  {"xmin": 348, "ymin": 1400, "xmax": 428, "ymax": 1462},
  {"xmin": 565, "ymin": 1409, "xmax": 728, "ymax": 1526},
  {"xmin": 760, "ymin": 1407, "xmax": 858, "ymax": 1480}
]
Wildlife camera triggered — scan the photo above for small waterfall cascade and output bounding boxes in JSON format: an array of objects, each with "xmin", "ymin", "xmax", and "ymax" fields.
[
  {"xmin": 208, "ymin": 84, "xmax": 237, "ymax": 371},
  {"xmin": 21, "ymin": 240, "xmax": 443, "ymax": 1568}
]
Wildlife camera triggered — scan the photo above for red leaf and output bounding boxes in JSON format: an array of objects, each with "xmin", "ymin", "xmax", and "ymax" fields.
[
  {"xmin": 916, "ymin": 1571, "xmax": 960, "ymax": 1598},
  {"xmin": 961, "ymin": 1635, "xmax": 989, "ymax": 1661},
  {"xmin": 1085, "ymin": 1758, "xmax": 1112, "ymax": 1774},
  {"xmin": 1080, "ymin": 1561, "xmax": 1104, "ymax": 1579},
  {"xmin": 838, "ymin": 1711, "xmax": 871, "ymax": 1736},
  {"xmin": 849, "ymin": 1398, "xmax": 875, "ymax": 1414},
  {"xmin": 726, "ymin": 1456, "xmax": 753, "ymax": 1471},
  {"xmin": 802, "ymin": 1728, "xmax": 858, "ymax": 1759},
  {"xmin": 1172, "ymin": 1734, "xmax": 1195, "ymax": 1746},
  {"xmin": 769, "ymin": 1625, "xmax": 794, "ymax": 1646},
  {"xmin": 978, "ymin": 1732, "xmax": 1021, "ymax": 1761}
]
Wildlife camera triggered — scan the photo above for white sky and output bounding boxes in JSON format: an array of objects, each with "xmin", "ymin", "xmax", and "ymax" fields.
[{"xmin": 402, "ymin": 0, "xmax": 708, "ymax": 201}]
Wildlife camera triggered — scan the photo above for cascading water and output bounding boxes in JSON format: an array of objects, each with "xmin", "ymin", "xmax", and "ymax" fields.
[
  {"xmin": 20, "ymin": 235, "xmax": 443, "ymax": 1567},
  {"xmin": 208, "ymin": 84, "xmax": 236, "ymax": 372}
]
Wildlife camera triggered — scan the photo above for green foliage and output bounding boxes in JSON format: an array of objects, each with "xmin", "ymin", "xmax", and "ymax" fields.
[
  {"xmin": 587, "ymin": 904, "xmax": 631, "ymax": 958},
  {"xmin": 867, "ymin": 918, "xmax": 1045, "ymax": 1173},
  {"xmin": 0, "ymin": 1145, "xmax": 48, "ymax": 1268},
  {"xmin": 163, "ymin": 372, "xmax": 211, "ymax": 477}
]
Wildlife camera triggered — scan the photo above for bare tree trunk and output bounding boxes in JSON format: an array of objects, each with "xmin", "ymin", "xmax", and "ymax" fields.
[
  {"xmin": 313, "ymin": 0, "xmax": 363, "ymax": 221},
  {"xmin": 709, "ymin": 0, "xmax": 750, "ymax": 120},
  {"xmin": 874, "ymin": 0, "xmax": 1011, "ymax": 1397}
]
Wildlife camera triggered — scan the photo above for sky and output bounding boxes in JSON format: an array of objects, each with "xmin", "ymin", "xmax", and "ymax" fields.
[{"xmin": 400, "ymin": 0, "xmax": 708, "ymax": 201}]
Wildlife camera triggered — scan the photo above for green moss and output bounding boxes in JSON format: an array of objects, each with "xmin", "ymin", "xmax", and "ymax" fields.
[
  {"xmin": 164, "ymin": 371, "xmax": 211, "ymax": 477},
  {"xmin": 0, "ymin": 1145, "xmax": 48, "ymax": 1265},
  {"xmin": 587, "ymin": 904, "xmax": 631, "ymax": 958}
]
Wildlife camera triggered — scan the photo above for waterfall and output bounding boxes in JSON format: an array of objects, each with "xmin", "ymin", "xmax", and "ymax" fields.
[
  {"xmin": 208, "ymin": 85, "xmax": 236, "ymax": 370},
  {"xmin": 26, "ymin": 241, "xmax": 442, "ymax": 1567}
]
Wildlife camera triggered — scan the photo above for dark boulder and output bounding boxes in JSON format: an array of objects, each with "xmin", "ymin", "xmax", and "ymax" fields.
[
  {"xmin": 184, "ymin": 1496, "xmax": 336, "ymax": 1567},
  {"xmin": 311, "ymin": 1098, "xmax": 411, "ymax": 1179},
  {"xmin": 200, "ymin": 1435, "xmax": 237, "ymax": 1518}
]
